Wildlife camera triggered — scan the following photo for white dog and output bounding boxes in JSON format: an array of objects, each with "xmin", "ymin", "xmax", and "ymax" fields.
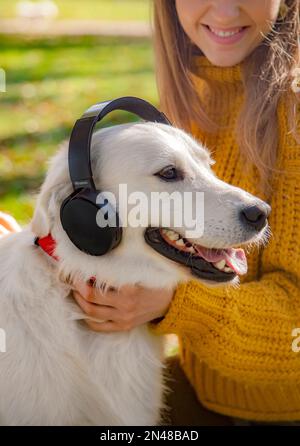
[{"xmin": 0, "ymin": 122, "xmax": 270, "ymax": 425}]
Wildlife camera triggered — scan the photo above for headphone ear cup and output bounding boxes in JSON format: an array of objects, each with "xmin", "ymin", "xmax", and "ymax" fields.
[{"xmin": 60, "ymin": 191, "xmax": 122, "ymax": 256}]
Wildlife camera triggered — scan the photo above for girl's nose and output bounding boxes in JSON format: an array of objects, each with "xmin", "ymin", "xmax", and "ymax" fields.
[{"xmin": 210, "ymin": 0, "xmax": 241, "ymax": 25}]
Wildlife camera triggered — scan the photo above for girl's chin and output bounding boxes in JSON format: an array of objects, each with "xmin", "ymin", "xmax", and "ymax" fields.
[{"xmin": 199, "ymin": 49, "xmax": 247, "ymax": 67}]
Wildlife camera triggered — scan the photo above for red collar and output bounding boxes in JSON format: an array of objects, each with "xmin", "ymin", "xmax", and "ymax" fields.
[
  {"xmin": 34, "ymin": 234, "xmax": 96, "ymax": 286},
  {"xmin": 34, "ymin": 234, "xmax": 59, "ymax": 261}
]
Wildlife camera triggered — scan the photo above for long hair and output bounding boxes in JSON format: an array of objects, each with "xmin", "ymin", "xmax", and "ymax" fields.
[{"xmin": 152, "ymin": 0, "xmax": 300, "ymax": 197}]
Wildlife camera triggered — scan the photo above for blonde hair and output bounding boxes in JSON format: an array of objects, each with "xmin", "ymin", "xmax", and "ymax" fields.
[{"xmin": 153, "ymin": 0, "xmax": 300, "ymax": 197}]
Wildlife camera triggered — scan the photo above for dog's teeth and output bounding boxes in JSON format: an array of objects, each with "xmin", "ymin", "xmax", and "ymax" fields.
[
  {"xmin": 224, "ymin": 266, "xmax": 234, "ymax": 273},
  {"xmin": 176, "ymin": 239, "xmax": 185, "ymax": 246},
  {"xmin": 214, "ymin": 260, "xmax": 226, "ymax": 270},
  {"xmin": 167, "ymin": 231, "xmax": 179, "ymax": 241},
  {"xmin": 186, "ymin": 246, "xmax": 195, "ymax": 253}
]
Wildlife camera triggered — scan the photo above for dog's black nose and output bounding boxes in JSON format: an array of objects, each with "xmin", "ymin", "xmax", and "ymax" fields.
[{"xmin": 240, "ymin": 204, "xmax": 270, "ymax": 231}]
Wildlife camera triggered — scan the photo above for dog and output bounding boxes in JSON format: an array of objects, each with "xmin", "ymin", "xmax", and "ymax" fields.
[{"xmin": 0, "ymin": 121, "xmax": 270, "ymax": 425}]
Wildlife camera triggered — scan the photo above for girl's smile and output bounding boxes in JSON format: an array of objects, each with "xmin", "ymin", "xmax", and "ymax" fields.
[
  {"xmin": 200, "ymin": 24, "xmax": 250, "ymax": 46},
  {"xmin": 175, "ymin": 0, "xmax": 282, "ymax": 66}
]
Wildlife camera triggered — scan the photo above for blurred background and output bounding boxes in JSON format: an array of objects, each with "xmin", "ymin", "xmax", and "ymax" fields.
[
  {"xmin": 0, "ymin": 0, "xmax": 156, "ymax": 224},
  {"xmin": 0, "ymin": 1, "xmax": 178, "ymax": 354}
]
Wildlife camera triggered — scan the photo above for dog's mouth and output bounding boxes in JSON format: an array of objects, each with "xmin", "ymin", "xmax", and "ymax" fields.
[{"xmin": 144, "ymin": 227, "xmax": 247, "ymax": 283}]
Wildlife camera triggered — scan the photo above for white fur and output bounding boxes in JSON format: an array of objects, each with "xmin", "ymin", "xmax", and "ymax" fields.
[{"xmin": 0, "ymin": 122, "xmax": 268, "ymax": 425}]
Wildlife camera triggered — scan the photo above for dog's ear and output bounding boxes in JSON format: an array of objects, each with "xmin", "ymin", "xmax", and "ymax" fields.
[
  {"xmin": 31, "ymin": 143, "xmax": 71, "ymax": 237},
  {"xmin": 30, "ymin": 187, "xmax": 52, "ymax": 237}
]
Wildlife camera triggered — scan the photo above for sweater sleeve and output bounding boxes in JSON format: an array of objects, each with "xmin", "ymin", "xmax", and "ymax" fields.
[
  {"xmin": 150, "ymin": 272, "xmax": 300, "ymax": 382},
  {"xmin": 150, "ymin": 165, "xmax": 300, "ymax": 383}
]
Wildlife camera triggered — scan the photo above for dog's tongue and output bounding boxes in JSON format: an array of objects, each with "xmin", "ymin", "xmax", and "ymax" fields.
[{"xmin": 194, "ymin": 246, "xmax": 248, "ymax": 275}]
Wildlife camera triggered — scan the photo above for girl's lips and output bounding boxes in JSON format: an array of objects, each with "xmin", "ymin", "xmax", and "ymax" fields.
[{"xmin": 201, "ymin": 24, "xmax": 250, "ymax": 45}]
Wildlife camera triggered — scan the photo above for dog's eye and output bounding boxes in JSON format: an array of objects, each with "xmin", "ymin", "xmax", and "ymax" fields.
[{"xmin": 155, "ymin": 166, "xmax": 183, "ymax": 182}]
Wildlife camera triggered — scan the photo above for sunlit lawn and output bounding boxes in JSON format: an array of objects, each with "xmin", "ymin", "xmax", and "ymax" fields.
[
  {"xmin": 0, "ymin": 31, "xmax": 179, "ymax": 357},
  {"xmin": 0, "ymin": 0, "xmax": 150, "ymax": 21},
  {"xmin": 0, "ymin": 34, "xmax": 157, "ymax": 224}
]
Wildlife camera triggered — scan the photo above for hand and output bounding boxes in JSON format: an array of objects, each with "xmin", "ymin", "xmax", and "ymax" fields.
[
  {"xmin": 0, "ymin": 212, "xmax": 21, "ymax": 237},
  {"xmin": 72, "ymin": 279, "xmax": 175, "ymax": 333}
]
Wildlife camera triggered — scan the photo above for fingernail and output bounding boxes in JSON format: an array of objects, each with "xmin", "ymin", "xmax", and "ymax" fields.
[{"xmin": 87, "ymin": 276, "xmax": 96, "ymax": 287}]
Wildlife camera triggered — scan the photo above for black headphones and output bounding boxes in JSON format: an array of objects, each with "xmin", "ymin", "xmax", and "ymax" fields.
[{"xmin": 60, "ymin": 96, "xmax": 171, "ymax": 256}]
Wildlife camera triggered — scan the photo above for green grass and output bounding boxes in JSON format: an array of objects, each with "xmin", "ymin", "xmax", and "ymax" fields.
[
  {"xmin": 0, "ymin": 34, "xmax": 157, "ymax": 224},
  {"xmin": 0, "ymin": 0, "xmax": 151, "ymax": 21}
]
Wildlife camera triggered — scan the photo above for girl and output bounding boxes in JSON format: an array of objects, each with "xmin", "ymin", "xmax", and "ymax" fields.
[{"xmin": 3, "ymin": 0, "xmax": 300, "ymax": 425}]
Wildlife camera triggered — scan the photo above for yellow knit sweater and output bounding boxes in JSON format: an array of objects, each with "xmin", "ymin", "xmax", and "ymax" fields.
[{"xmin": 151, "ymin": 57, "xmax": 300, "ymax": 422}]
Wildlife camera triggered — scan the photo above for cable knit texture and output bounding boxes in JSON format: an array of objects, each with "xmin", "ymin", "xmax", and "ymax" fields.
[{"xmin": 150, "ymin": 56, "xmax": 300, "ymax": 421}]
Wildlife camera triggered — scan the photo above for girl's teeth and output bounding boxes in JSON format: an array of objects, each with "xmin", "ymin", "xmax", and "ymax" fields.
[{"xmin": 209, "ymin": 26, "xmax": 241, "ymax": 37}]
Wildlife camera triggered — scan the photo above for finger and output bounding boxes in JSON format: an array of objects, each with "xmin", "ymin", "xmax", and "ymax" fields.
[
  {"xmin": 72, "ymin": 288, "xmax": 115, "ymax": 307},
  {"xmin": 0, "ymin": 212, "xmax": 21, "ymax": 232},
  {"xmin": 86, "ymin": 277, "xmax": 116, "ymax": 292},
  {"xmin": 0, "ymin": 225, "xmax": 10, "ymax": 237},
  {"xmin": 84, "ymin": 319, "xmax": 125, "ymax": 333},
  {"xmin": 71, "ymin": 277, "xmax": 115, "ymax": 301},
  {"xmin": 71, "ymin": 279, "xmax": 94, "ymax": 300},
  {"xmin": 88, "ymin": 283, "xmax": 138, "ymax": 305},
  {"xmin": 73, "ymin": 291, "xmax": 117, "ymax": 320},
  {"xmin": 117, "ymin": 284, "xmax": 139, "ymax": 294},
  {"xmin": 83, "ymin": 287, "xmax": 118, "ymax": 305}
]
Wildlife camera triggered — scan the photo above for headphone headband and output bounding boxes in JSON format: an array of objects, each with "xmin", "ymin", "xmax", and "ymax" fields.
[
  {"xmin": 61, "ymin": 96, "xmax": 171, "ymax": 256},
  {"xmin": 68, "ymin": 96, "xmax": 171, "ymax": 190}
]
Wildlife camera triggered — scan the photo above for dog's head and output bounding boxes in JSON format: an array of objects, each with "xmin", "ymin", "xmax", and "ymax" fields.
[{"xmin": 31, "ymin": 122, "xmax": 270, "ymax": 289}]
